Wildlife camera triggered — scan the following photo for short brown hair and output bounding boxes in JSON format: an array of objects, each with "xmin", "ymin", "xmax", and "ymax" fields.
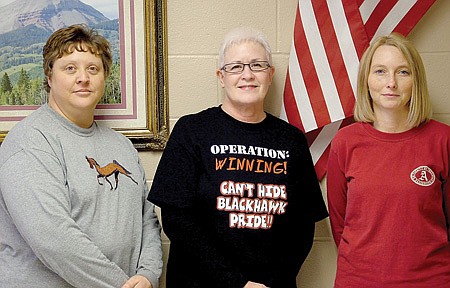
[{"xmin": 42, "ymin": 24, "xmax": 112, "ymax": 93}]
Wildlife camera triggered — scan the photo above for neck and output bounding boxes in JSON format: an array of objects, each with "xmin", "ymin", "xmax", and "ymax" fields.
[
  {"xmin": 48, "ymin": 101, "xmax": 95, "ymax": 129},
  {"xmin": 221, "ymin": 103, "xmax": 266, "ymax": 123},
  {"xmin": 372, "ymin": 106, "xmax": 413, "ymax": 133},
  {"xmin": 373, "ymin": 115, "xmax": 412, "ymax": 133}
]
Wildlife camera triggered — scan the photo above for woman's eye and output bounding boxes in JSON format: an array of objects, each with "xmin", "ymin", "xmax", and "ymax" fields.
[
  {"xmin": 230, "ymin": 64, "xmax": 242, "ymax": 71},
  {"xmin": 88, "ymin": 66, "xmax": 99, "ymax": 74},
  {"xmin": 398, "ymin": 69, "xmax": 410, "ymax": 76}
]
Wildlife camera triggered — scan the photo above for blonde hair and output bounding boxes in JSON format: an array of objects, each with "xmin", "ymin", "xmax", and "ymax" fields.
[{"xmin": 354, "ymin": 32, "xmax": 432, "ymax": 127}]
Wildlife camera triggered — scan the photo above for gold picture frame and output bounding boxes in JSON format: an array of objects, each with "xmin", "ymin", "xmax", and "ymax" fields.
[
  {"xmin": 121, "ymin": 0, "xmax": 169, "ymax": 150},
  {"xmin": 0, "ymin": 0, "xmax": 169, "ymax": 150}
]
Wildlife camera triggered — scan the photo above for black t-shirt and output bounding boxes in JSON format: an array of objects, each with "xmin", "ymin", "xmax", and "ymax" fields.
[{"xmin": 149, "ymin": 106, "xmax": 328, "ymax": 288}]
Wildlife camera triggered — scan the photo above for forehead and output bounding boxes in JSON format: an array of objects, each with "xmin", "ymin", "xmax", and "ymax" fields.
[
  {"xmin": 371, "ymin": 45, "xmax": 407, "ymax": 65},
  {"xmin": 56, "ymin": 49, "xmax": 102, "ymax": 62},
  {"xmin": 224, "ymin": 41, "xmax": 267, "ymax": 61}
]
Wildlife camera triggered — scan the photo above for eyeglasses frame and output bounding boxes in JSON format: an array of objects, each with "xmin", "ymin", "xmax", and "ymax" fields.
[{"xmin": 220, "ymin": 61, "xmax": 271, "ymax": 74}]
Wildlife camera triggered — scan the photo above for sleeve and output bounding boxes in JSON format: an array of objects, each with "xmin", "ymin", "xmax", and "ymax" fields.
[
  {"xmin": 148, "ymin": 119, "xmax": 248, "ymax": 288},
  {"xmin": 443, "ymin": 136, "xmax": 449, "ymax": 241},
  {"xmin": 267, "ymin": 133, "xmax": 326, "ymax": 287},
  {"xmin": 0, "ymin": 149, "xmax": 129, "ymax": 288},
  {"xmin": 444, "ymin": 178, "xmax": 450, "ymax": 241},
  {"xmin": 300, "ymin": 132, "xmax": 329, "ymax": 223},
  {"xmin": 439, "ymin": 126, "xmax": 450, "ymax": 241},
  {"xmin": 326, "ymin": 143, "xmax": 348, "ymax": 247},
  {"xmin": 148, "ymin": 118, "xmax": 200, "ymax": 209},
  {"xmin": 136, "ymin": 161, "xmax": 163, "ymax": 288}
]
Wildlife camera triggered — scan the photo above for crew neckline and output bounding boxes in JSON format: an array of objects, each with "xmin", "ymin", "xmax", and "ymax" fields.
[
  {"xmin": 42, "ymin": 104, "xmax": 97, "ymax": 136},
  {"xmin": 360, "ymin": 121, "xmax": 425, "ymax": 142},
  {"xmin": 217, "ymin": 105, "xmax": 271, "ymax": 132}
]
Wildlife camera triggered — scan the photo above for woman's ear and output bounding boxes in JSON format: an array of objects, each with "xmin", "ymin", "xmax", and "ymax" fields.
[
  {"xmin": 47, "ymin": 76, "xmax": 52, "ymax": 89},
  {"xmin": 216, "ymin": 69, "xmax": 225, "ymax": 87}
]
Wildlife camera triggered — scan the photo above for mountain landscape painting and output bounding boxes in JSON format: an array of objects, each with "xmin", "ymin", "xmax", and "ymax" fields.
[{"xmin": 0, "ymin": 0, "xmax": 121, "ymax": 107}]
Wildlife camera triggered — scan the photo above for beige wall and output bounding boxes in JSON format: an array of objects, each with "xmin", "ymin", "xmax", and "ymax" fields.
[{"xmin": 140, "ymin": 1, "xmax": 450, "ymax": 287}]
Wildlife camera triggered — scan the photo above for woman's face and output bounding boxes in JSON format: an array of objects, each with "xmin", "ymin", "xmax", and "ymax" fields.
[
  {"xmin": 217, "ymin": 41, "xmax": 274, "ymax": 110},
  {"xmin": 368, "ymin": 45, "xmax": 413, "ymax": 116},
  {"xmin": 47, "ymin": 49, "xmax": 105, "ymax": 128}
]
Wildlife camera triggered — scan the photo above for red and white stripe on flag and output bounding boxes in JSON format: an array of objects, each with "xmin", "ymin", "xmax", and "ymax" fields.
[{"xmin": 281, "ymin": 0, "xmax": 436, "ymax": 181}]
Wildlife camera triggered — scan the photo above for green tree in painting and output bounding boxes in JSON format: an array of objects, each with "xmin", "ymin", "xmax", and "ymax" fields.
[
  {"xmin": 0, "ymin": 90, "xmax": 13, "ymax": 105},
  {"xmin": 1, "ymin": 72, "xmax": 13, "ymax": 94},
  {"xmin": 12, "ymin": 68, "xmax": 32, "ymax": 105},
  {"xmin": 102, "ymin": 62, "xmax": 122, "ymax": 104},
  {"xmin": 30, "ymin": 78, "xmax": 47, "ymax": 105},
  {"xmin": 0, "ymin": 72, "xmax": 14, "ymax": 104}
]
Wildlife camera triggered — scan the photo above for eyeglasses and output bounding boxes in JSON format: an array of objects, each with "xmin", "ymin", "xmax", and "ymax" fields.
[{"xmin": 220, "ymin": 61, "xmax": 271, "ymax": 74}]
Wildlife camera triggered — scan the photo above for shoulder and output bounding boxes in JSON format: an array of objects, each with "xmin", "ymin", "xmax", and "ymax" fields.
[
  {"xmin": 421, "ymin": 120, "xmax": 450, "ymax": 145},
  {"xmin": 96, "ymin": 123, "xmax": 128, "ymax": 138},
  {"xmin": 329, "ymin": 122, "xmax": 366, "ymax": 151},
  {"xmin": 177, "ymin": 107, "xmax": 218, "ymax": 125},
  {"xmin": 163, "ymin": 107, "xmax": 220, "ymax": 149},
  {"xmin": 267, "ymin": 113, "xmax": 298, "ymax": 128},
  {"xmin": 261, "ymin": 114, "xmax": 313, "ymax": 156},
  {"xmin": 95, "ymin": 124, "xmax": 137, "ymax": 152},
  {"xmin": 265, "ymin": 113, "xmax": 306, "ymax": 137},
  {"xmin": 171, "ymin": 107, "xmax": 221, "ymax": 136},
  {"xmin": 2, "ymin": 106, "xmax": 51, "ymax": 147},
  {"xmin": 0, "ymin": 106, "xmax": 57, "ymax": 165},
  {"xmin": 331, "ymin": 122, "xmax": 361, "ymax": 141},
  {"xmin": 425, "ymin": 119, "xmax": 450, "ymax": 133}
]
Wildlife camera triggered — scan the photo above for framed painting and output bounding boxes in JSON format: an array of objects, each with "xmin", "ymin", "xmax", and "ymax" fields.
[{"xmin": 0, "ymin": 0, "xmax": 169, "ymax": 150}]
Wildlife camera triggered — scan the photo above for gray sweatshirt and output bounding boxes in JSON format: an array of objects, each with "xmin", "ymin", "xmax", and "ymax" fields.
[{"xmin": 0, "ymin": 104, "xmax": 162, "ymax": 287}]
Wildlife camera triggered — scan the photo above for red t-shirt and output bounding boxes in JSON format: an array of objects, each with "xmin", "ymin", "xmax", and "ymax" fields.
[{"xmin": 327, "ymin": 120, "xmax": 450, "ymax": 287}]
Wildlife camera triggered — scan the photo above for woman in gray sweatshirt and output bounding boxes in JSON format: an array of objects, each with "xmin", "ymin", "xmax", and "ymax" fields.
[{"xmin": 0, "ymin": 24, "xmax": 163, "ymax": 288}]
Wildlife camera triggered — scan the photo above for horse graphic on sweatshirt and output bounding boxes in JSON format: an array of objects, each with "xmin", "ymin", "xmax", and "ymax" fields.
[{"xmin": 86, "ymin": 156, "xmax": 138, "ymax": 190}]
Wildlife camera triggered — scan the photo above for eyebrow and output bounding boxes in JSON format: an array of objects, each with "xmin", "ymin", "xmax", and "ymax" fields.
[{"xmin": 226, "ymin": 58, "xmax": 267, "ymax": 63}]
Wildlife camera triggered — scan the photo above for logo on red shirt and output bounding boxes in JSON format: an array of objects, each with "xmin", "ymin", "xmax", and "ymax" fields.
[{"xmin": 410, "ymin": 166, "xmax": 435, "ymax": 187}]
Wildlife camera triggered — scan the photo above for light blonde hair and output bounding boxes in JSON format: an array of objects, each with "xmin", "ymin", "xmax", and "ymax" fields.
[{"xmin": 354, "ymin": 32, "xmax": 432, "ymax": 127}]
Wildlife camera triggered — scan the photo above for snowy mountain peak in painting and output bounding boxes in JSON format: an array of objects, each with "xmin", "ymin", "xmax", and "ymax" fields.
[{"xmin": 0, "ymin": 0, "xmax": 110, "ymax": 34}]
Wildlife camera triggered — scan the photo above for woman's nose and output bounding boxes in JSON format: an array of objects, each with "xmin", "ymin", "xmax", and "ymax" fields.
[
  {"xmin": 386, "ymin": 74, "xmax": 396, "ymax": 89},
  {"xmin": 77, "ymin": 70, "xmax": 90, "ymax": 83},
  {"xmin": 240, "ymin": 65, "xmax": 255, "ymax": 79}
]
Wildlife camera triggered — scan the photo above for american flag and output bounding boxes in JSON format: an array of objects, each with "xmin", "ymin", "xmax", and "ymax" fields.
[{"xmin": 281, "ymin": 0, "xmax": 436, "ymax": 181}]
